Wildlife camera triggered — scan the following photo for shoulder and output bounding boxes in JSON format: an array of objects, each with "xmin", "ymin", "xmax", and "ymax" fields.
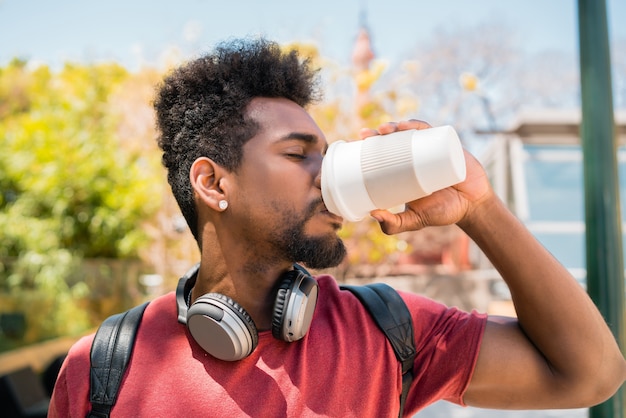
[
  {"xmin": 58, "ymin": 292, "xmax": 177, "ymax": 386},
  {"xmin": 312, "ymin": 274, "xmax": 395, "ymax": 335},
  {"xmin": 315, "ymin": 274, "xmax": 486, "ymax": 325},
  {"xmin": 315, "ymin": 274, "xmax": 487, "ymax": 368},
  {"xmin": 138, "ymin": 291, "xmax": 177, "ymax": 328},
  {"xmin": 313, "ymin": 274, "xmax": 376, "ymax": 317},
  {"xmin": 50, "ymin": 292, "xmax": 178, "ymax": 416}
]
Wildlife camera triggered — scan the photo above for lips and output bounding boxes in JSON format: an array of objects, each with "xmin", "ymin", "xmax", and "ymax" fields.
[
  {"xmin": 321, "ymin": 204, "xmax": 343, "ymax": 223},
  {"xmin": 310, "ymin": 198, "xmax": 343, "ymax": 224}
]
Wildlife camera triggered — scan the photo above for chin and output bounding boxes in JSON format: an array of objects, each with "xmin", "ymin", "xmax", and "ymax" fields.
[{"xmin": 295, "ymin": 235, "xmax": 347, "ymax": 270}]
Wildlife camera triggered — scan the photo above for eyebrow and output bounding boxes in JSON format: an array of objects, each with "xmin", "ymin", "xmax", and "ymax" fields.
[
  {"xmin": 280, "ymin": 132, "xmax": 318, "ymax": 144},
  {"xmin": 279, "ymin": 132, "xmax": 328, "ymax": 153}
]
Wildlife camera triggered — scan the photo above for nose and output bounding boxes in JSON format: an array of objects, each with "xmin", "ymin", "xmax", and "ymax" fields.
[{"xmin": 314, "ymin": 165, "xmax": 322, "ymax": 189}]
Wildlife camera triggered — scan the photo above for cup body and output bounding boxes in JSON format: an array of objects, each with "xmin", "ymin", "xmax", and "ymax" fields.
[{"xmin": 321, "ymin": 125, "xmax": 466, "ymax": 221}]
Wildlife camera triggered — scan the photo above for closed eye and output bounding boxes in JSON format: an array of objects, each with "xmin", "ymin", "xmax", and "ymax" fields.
[{"xmin": 286, "ymin": 153, "xmax": 306, "ymax": 160}]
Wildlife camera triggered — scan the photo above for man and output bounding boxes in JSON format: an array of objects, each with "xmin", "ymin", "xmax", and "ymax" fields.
[{"xmin": 49, "ymin": 37, "xmax": 626, "ymax": 417}]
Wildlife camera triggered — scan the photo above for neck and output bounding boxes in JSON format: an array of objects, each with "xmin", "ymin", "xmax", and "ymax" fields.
[{"xmin": 191, "ymin": 224, "xmax": 293, "ymax": 331}]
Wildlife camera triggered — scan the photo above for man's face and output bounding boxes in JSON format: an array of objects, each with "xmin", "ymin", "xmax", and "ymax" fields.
[{"xmin": 228, "ymin": 97, "xmax": 346, "ymax": 269}]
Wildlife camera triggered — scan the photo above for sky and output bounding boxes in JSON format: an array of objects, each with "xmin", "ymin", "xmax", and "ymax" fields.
[{"xmin": 1, "ymin": 0, "xmax": 625, "ymax": 72}]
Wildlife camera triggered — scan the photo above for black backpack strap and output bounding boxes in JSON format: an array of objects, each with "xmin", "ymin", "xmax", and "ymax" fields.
[
  {"xmin": 88, "ymin": 302, "xmax": 149, "ymax": 418},
  {"xmin": 341, "ymin": 283, "xmax": 416, "ymax": 418}
]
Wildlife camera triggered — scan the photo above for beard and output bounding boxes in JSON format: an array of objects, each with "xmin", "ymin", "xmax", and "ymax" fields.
[
  {"xmin": 274, "ymin": 199, "xmax": 347, "ymax": 269},
  {"xmin": 283, "ymin": 228, "xmax": 346, "ymax": 269}
]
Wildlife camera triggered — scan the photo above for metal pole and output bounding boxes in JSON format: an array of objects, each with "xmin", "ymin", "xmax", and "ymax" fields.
[{"xmin": 578, "ymin": 1, "xmax": 626, "ymax": 417}]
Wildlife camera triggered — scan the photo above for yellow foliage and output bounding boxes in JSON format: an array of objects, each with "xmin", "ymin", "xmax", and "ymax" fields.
[
  {"xmin": 282, "ymin": 41, "xmax": 323, "ymax": 69},
  {"xmin": 459, "ymin": 72, "xmax": 479, "ymax": 92},
  {"xmin": 355, "ymin": 60, "xmax": 387, "ymax": 92},
  {"xmin": 396, "ymin": 96, "xmax": 420, "ymax": 118}
]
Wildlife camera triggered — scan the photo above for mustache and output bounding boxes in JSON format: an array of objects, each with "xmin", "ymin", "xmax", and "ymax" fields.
[{"xmin": 304, "ymin": 198, "xmax": 324, "ymax": 219}]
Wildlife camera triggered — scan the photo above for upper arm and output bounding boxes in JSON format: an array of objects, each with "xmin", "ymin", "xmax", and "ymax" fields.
[
  {"xmin": 464, "ymin": 316, "xmax": 590, "ymax": 410},
  {"xmin": 48, "ymin": 358, "xmax": 70, "ymax": 418}
]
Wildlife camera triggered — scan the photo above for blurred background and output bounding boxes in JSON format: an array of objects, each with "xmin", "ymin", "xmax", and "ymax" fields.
[{"xmin": 0, "ymin": 0, "xmax": 624, "ymax": 417}]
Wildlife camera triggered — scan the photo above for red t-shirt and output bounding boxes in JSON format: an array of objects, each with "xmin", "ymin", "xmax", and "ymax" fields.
[{"xmin": 49, "ymin": 275, "xmax": 486, "ymax": 417}]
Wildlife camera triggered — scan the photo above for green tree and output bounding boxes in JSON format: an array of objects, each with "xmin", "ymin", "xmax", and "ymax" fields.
[{"xmin": 0, "ymin": 60, "xmax": 162, "ymax": 349}]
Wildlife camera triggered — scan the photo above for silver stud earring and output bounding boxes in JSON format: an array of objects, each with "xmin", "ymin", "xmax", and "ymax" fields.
[{"xmin": 218, "ymin": 200, "xmax": 228, "ymax": 210}]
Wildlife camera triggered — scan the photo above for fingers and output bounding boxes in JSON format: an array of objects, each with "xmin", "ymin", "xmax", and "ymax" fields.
[
  {"xmin": 359, "ymin": 119, "xmax": 432, "ymax": 139},
  {"xmin": 358, "ymin": 127, "xmax": 379, "ymax": 140},
  {"xmin": 370, "ymin": 209, "xmax": 425, "ymax": 236},
  {"xmin": 370, "ymin": 210, "xmax": 396, "ymax": 235},
  {"xmin": 398, "ymin": 119, "xmax": 431, "ymax": 130},
  {"xmin": 379, "ymin": 119, "xmax": 431, "ymax": 134},
  {"xmin": 376, "ymin": 121, "xmax": 400, "ymax": 135},
  {"xmin": 357, "ymin": 122, "xmax": 400, "ymax": 139}
]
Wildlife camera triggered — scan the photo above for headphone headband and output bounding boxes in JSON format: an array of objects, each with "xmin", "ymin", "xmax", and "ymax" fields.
[{"xmin": 176, "ymin": 263, "xmax": 200, "ymax": 325}]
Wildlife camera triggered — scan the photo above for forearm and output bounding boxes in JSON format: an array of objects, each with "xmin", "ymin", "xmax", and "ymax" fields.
[{"xmin": 460, "ymin": 192, "xmax": 626, "ymax": 398}]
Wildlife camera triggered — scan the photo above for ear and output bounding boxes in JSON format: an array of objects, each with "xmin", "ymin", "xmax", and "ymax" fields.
[{"xmin": 190, "ymin": 157, "xmax": 229, "ymax": 212}]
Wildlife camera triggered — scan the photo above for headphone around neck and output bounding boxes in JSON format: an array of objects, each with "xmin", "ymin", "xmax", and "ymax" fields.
[{"xmin": 176, "ymin": 263, "xmax": 319, "ymax": 361}]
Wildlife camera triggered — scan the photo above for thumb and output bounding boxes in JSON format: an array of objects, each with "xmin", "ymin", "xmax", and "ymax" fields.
[{"xmin": 370, "ymin": 209, "xmax": 403, "ymax": 235}]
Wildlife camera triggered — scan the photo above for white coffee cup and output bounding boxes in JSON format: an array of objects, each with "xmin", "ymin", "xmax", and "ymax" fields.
[{"xmin": 321, "ymin": 125, "xmax": 466, "ymax": 222}]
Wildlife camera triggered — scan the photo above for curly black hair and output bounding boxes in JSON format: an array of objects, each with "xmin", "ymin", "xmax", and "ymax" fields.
[{"xmin": 154, "ymin": 38, "xmax": 321, "ymax": 241}]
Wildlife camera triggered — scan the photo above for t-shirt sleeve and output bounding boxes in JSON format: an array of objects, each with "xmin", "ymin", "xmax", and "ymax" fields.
[
  {"xmin": 400, "ymin": 290, "xmax": 487, "ymax": 409},
  {"xmin": 48, "ymin": 365, "xmax": 69, "ymax": 418},
  {"xmin": 49, "ymin": 334, "xmax": 94, "ymax": 417}
]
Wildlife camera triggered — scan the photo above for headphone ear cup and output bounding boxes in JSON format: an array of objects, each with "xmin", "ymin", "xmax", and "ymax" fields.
[
  {"xmin": 271, "ymin": 270, "xmax": 319, "ymax": 342},
  {"xmin": 271, "ymin": 278, "xmax": 291, "ymax": 340},
  {"xmin": 187, "ymin": 293, "xmax": 259, "ymax": 361}
]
